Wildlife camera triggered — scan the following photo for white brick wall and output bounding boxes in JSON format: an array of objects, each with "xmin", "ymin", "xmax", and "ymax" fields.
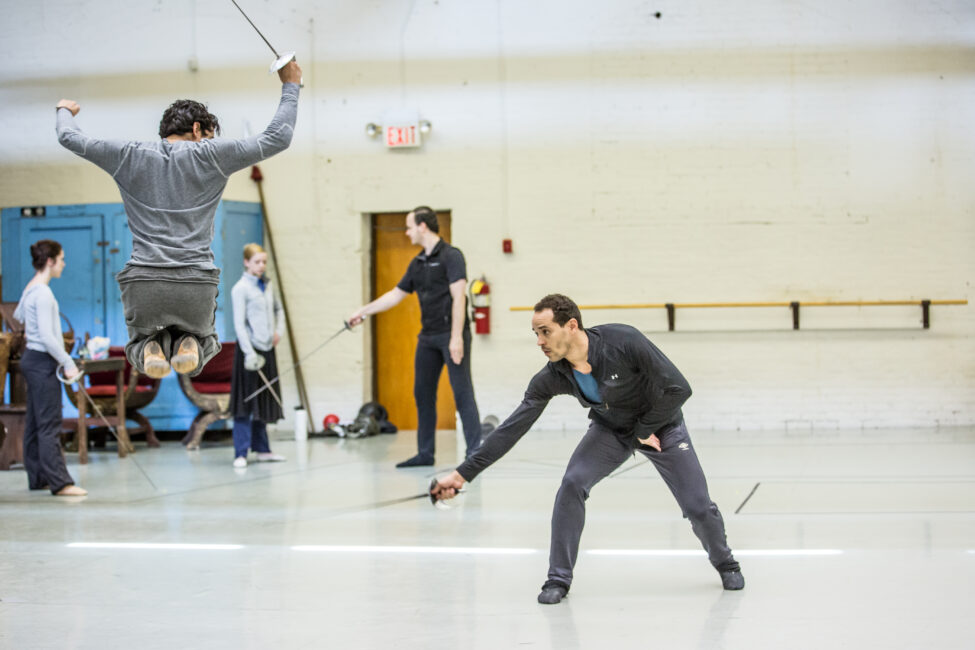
[{"xmin": 1, "ymin": 0, "xmax": 972, "ymax": 432}]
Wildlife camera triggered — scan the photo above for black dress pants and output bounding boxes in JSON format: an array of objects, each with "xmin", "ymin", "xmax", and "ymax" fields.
[
  {"xmin": 21, "ymin": 349, "xmax": 74, "ymax": 493},
  {"xmin": 413, "ymin": 328, "xmax": 482, "ymax": 459}
]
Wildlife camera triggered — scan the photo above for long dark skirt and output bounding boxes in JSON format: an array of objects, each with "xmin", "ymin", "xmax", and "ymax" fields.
[{"xmin": 229, "ymin": 343, "xmax": 283, "ymax": 423}]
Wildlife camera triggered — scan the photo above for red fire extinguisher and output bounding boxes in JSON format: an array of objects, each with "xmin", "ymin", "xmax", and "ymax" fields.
[{"xmin": 471, "ymin": 277, "xmax": 490, "ymax": 335}]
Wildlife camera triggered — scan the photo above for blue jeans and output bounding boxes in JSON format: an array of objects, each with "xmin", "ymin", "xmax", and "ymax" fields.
[{"xmin": 232, "ymin": 416, "xmax": 271, "ymax": 458}]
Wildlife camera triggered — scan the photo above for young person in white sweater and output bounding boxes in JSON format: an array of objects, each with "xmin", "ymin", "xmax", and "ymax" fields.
[{"xmin": 227, "ymin": 244, "xmax": 286, "ymax": 468}]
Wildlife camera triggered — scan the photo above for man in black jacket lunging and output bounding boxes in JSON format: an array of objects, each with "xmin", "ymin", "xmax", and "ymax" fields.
[{"xmin": 432, "ymin": 293, "xmax": 743, "ymax": 604}]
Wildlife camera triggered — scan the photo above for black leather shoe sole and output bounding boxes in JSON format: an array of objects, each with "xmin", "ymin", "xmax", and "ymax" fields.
[
  {"xmin": 537, "ymin": 586, "xmax": 568, "ymax": 604},
  {"xmin": 395, "ymin": 456, "xmax": 435, "ymax": 468}
]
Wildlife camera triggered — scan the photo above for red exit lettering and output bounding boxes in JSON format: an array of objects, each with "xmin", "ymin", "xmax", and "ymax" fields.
[{"xmin": 385, "ymin": 125, "xmax": 417, "ymax": 147}]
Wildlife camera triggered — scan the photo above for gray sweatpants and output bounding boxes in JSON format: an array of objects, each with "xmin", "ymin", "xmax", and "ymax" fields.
[
  {"xmin": 548, "ymin": 419, "xmax": 738, "ymax": 587},
  {"xmin": 117, "ymin": 266, "xmax": 221, "ymax": 377}
]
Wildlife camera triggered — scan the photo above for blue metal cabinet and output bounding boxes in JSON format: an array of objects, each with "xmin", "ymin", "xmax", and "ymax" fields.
[{"xmin": 2, "ymin": 201, "xmax": 264, "ymax": 430}]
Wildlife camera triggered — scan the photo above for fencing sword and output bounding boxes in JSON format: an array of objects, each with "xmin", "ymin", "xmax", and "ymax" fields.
[
  {"xmin": 256, "ymin": 367, "xmax": 283, "ymax": 409},
  {"xmin": 264, "ymin": 478, "xmax": 463, "ymax": 525},
  {"xmin": 244, "ymin": 318, "xmax": 362, "ymax": 403},
  {"xmin": 230, "ymin": 0, "xmax": 302, "ymax": 80},
  {"xmin": 368, "ymin": 478, "xmax": 444, "ymax": 510},
  {"xmin": 343, "ymin": 478, "xmax": 466, "ymax": 514},
  {"xmin": 56, "ymin": 365, "xmax": 159, "ymax": 491}
]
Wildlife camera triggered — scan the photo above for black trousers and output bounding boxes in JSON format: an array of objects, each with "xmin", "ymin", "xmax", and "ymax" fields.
[
  {"xmin": 414, "ymin": 328, "xmax": 481, "ymax": 459},
  {"xmin": 20, "ymin": 349, "xmax": 75, "ymax": 493},
  {"xmin": 548, "ymin": 419, "xmax": 738, "ymax": 587}
]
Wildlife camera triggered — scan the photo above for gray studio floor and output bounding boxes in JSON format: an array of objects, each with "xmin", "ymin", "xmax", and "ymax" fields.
[{"xmin": 1, "ymin": 424, "xmax": 974, "ymax": 650}]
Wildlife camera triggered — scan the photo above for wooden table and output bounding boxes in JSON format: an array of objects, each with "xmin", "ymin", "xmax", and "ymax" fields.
[{"xmin": 65, "ymin": 358, "xmax": 136, "ymax": 464}]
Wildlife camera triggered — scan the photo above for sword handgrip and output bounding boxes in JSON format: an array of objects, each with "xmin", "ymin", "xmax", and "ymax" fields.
[{"xmin": 429, "ymin": 477, "xmax": 440, "ymax": 504}]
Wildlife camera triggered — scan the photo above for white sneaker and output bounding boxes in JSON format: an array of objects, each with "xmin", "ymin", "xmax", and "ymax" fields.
[
  {"xmin": 255, "ymin": 452, "xmax": 286, "ymax": 463},
  {"xmin": 233, "ymin": 457, "xmax": 247, "ymax": 468}
]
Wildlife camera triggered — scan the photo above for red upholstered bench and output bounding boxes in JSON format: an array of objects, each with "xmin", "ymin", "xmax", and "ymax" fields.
[{"xmin": 178, "ymin": 341, "xmax": 235, "ymax": 449}]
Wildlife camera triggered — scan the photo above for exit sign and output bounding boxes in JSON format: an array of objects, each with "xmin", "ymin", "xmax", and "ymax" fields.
[
  {"xmin": 382, "ymin": 109, "xmax": 423, "ymax": 149},
  {"xmin": 385, "ymin": 124, "xmax": 419, "ymax": 148}
]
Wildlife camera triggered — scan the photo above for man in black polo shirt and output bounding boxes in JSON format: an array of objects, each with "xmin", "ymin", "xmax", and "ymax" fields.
[
  {"xmin": 349, "ymin": 206, "xmax": 482, "ymax": 467},
  {"xmin": 430, "ymin": 293, "xmax": 743, "ymax": 604}
]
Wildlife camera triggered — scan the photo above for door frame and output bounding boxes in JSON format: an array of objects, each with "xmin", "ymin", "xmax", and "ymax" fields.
[{"xmin": 368, "ymin": 209, "xmax": 456, "ymax": 430}]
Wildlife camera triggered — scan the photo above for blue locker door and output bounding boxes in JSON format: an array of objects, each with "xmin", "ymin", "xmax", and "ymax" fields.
[
  {"xmin": 102, "ymin": 203, "xmax": 133, "ymax": 344},
  {"xmin": 15, "ymin": 215, "xmax": 106, "ymax": 344},
  {"xmin": 217, "ymin": 201, "xmax": 266, "ymax": 340}
]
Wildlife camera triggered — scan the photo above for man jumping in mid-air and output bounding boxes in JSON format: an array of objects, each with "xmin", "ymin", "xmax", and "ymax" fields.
[
  {"xmin": 432, "ymin": 293, "xmax": 744, "ymax": 604},
  {"xmin": 55, "ymin": 60, "xmax": 302, "ymax": 378}
]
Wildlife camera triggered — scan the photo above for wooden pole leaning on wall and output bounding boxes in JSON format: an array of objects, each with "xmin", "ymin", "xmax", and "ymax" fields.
[
  {"xmin": 250, "ymin": 165, "xmax": 313, "ymax": 433},
  {"xmin": 510, "ymin": 299, "xmax": 968, "ymax": 331}
]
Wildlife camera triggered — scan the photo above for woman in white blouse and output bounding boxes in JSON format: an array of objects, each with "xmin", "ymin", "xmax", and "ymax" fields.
[
  {"xmin": 227, "ymin": 243, "xmax": 286, "ymax": 468},
  {"xmin": 13, "ymin": 240, "xmax": 87, "ymax": 496}
]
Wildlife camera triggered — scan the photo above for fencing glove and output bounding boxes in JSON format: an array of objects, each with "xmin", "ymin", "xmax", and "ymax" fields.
[{"xmin": 244, "ymin": 352, "xmax": 266, "ymax": 371}]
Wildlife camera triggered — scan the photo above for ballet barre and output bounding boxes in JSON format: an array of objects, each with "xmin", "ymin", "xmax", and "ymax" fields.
[{"xmin": 510, "ymin": 299, "xmax": 968, "ymax": 330}]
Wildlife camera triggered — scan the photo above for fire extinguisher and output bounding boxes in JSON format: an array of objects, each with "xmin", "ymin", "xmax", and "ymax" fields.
[{"xmin": 470, "ymin": 276, "xmax": 490, "ymax": 335}]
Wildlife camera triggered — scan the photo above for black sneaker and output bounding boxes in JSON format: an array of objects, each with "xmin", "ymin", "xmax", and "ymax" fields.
[
  {"xmin": 720, "ymin": 569, "xmax": 745, "ymax": 590},
  {"xmin": 395, "ymin": 455, "xmax": 435, "ymax": 468},
  {"xmin": 537, "ymin": 580, "xmax": 569, "ymax": 604}
]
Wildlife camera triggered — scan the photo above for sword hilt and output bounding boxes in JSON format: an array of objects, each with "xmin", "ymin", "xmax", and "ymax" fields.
[
  {"xmin": 429, "ymin": 477, "xmax": 440, "ymax": 505},
  {"xmin": 345, "ymin": 314, "xmax": 367, "ymax": 329},
  {"xmin": 56, "ymin": 364, "xmax": 85, "ymax": 385},
  {"xmin": 429, "ymin": 476, "xmax": 465, "ymax": 506}
]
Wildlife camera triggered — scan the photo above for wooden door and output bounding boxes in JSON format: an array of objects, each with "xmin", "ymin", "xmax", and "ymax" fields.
[{"xmin": 372, "ymin": 211, "xmax": 456, "ymax": 430}]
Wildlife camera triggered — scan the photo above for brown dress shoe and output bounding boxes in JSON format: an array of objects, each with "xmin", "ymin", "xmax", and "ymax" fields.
[
  {"xmin": 171, "ymin": 336, "xmax": 200, "ymax": 375},
  {"xmin": 143, "ymin": 340, "xmax": 172, "ymax": 379}
]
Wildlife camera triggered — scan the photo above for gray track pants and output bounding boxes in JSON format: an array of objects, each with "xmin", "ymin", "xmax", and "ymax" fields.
[
  {"xmin": 548, "ymin": 419, "xmax": 738, "ymax": 587},
  {"xmin": 117, "ymin": 268, "xmax": 221, "ymax": 378}
]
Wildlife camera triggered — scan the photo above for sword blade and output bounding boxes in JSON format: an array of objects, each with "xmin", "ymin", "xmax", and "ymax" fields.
[
  {"xmin": 346, "ymin": 492, "xmax": 431, "ymax": 512},
  {"xmin": 244, "ymin": 322, "xmax": 352, "ymax": 402},
  {"xmin": 58, "ymin": 366, "xmax": 159, "ymax": 491},
  {"xmin": 257, "ymin": 368, "xmax": 283, "ymax": 409},
  {"xmin": 338, "ymin": 478, "xmax": 464, "ymax": 515},
  {"xmin": 57, "ymin": 368, "xmax": 118, "ymax": 436},
  {"xmin": 230, "ymin": 0, "xmax": 280, "ymax": 57}
]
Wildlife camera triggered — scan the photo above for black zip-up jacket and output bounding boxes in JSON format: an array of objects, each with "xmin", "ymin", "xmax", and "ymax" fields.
[{"xmin": 457, "ymin": 324, "xmax": 692, "ymax": 482}]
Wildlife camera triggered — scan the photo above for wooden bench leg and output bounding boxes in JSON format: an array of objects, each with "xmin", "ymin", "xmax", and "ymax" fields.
[
  {"xmin": 75, "ymin": 388, "xmax": 89, "ymax": 464},
  {"xmin": 0, "ymin": 417, "xmax": 22, "ymax": 471},
  {"xmin": 183, "ymin": 412, "xmax": 225, "ymax": 450},
  {"xmin": 130, "ymin": 412, "xmax": 160, "ymax": 448},
  {"xmin": 181, "ymin": 413, "xmax": 204, "ymax": 447}
]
